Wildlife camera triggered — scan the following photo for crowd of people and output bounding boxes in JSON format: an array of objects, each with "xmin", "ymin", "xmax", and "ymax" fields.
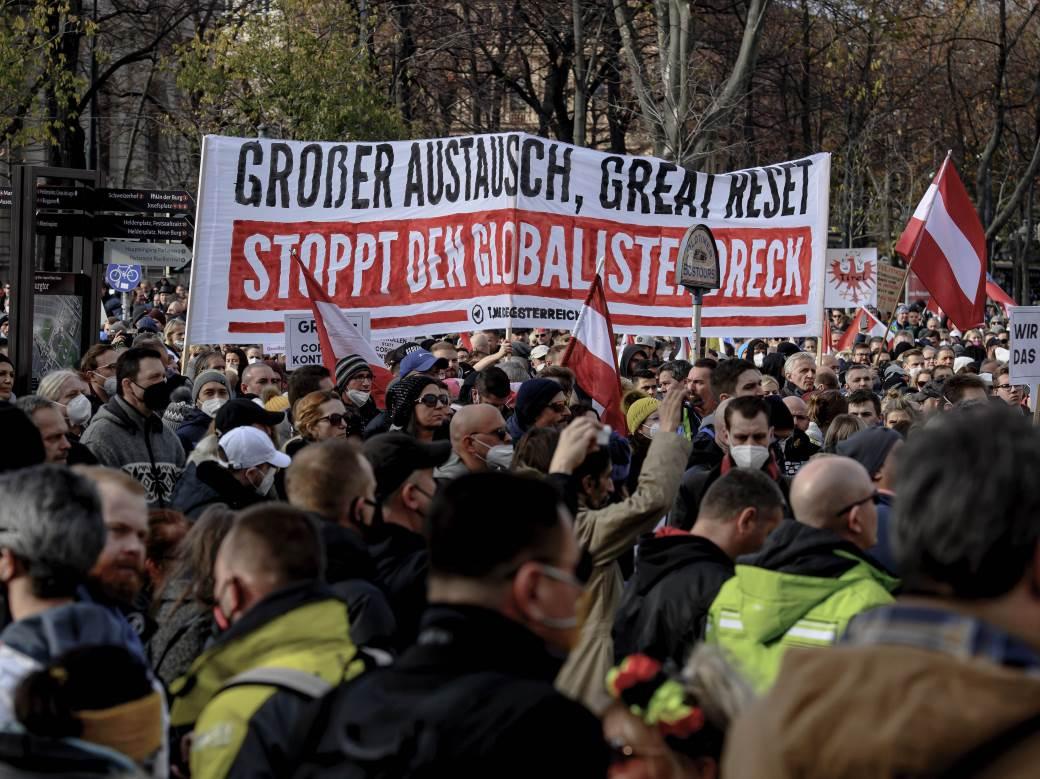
[{"xmin": 0, "ymin": 276, "xmax": 1036, "ymax": 777}]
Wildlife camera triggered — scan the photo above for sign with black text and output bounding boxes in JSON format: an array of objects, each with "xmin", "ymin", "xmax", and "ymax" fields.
[
  {"xmin": 1009, "ymin": 306, "xmax": 1040, "ymax": 385},
  {"xmin": 284, "ymin": 311, "xmax": 371, "ymax": 370}
]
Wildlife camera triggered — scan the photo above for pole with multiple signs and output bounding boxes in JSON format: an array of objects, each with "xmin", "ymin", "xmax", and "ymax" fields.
[{"xmin": 674, "ymin": 225, "xmax": 721, "ymax": 361}]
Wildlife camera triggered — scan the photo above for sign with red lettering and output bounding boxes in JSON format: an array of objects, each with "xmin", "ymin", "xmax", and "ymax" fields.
[{"xmin": 186, "ymin": 134, "xmax": 830, "ymax": 343}]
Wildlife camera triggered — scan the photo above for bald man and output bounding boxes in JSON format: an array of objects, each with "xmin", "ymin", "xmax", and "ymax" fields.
[
  {"xmin": 436, "ymin": 403, "xmax": 509, "ymax": 483},
  {"xmin": 706, "ymin": 455, "xmax": 897, "ymax": 692},
  {"xmin": 782, "ymin": 396, "xmax": 810, "ymax": 432}
]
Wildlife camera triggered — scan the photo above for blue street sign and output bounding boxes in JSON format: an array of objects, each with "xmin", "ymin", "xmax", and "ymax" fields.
[{"xmin": 105, "ymin": 263, "xmax": 142, "ymax": 292}]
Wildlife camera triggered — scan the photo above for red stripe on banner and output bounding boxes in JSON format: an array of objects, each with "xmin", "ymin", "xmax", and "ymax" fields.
[
  {"xmin": 372, "ymin": 311, "xmax": 469, "ymax": 328},
  {"xmin": 229, "ymin": 321, "xmax": 283, "ymax": 333},
  {"xmin": 611, "ymin": 314, "xmax": 806, "ymax": 328}
]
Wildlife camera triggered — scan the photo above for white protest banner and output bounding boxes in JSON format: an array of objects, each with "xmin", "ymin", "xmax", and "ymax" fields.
[
  {"xmin": 1009, "ymin": 306, "xmax": 1040, "ymax": 385},
  {"xmin": 186, "ymin": 134, "xmax": 830, "ymax": 343},
  {"xmin": 284, "ymin": 311, "xmax": 371, "ymax": 370},
  {"xmin": 824, "ymin": 248, "xmax": 877, "ymax": 309}
]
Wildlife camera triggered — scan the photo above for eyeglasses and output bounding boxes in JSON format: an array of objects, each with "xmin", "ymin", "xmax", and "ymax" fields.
[
  {"xmin": 416, "ymin": 393, "xmax": 451, "ymax": 408},
  {"xmin": 834, "ymin": 490, "xmax": 879, "ymax": 518},
  {"xmin": 548, "ymin": 401, "xmax": 570, "ymax": 414},
  {"xmin": 320, "ymin": 413, "xmax": 347, "ymax": 427},
  {"xmin": 351, "ymin": 373, "xmax": 374, "ymax": 382},
  {"xmin": 477, "ymin": 427, "xmax": 509, "ymax": 441}
]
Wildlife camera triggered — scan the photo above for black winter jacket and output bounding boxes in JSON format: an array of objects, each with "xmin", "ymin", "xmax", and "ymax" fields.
[
  {"xmin": 612, "ymin": 531, "xmax": 734, "ymax": 665},
  {"xmin": 367, "ymin": 522, "xmax": 428, "ymax": 650},
  {"xmin": 293, "ymin": 605, "xmax": 607, "ymax": 779},
  {"xmin": 169, "ymin": 460, "xmax": 267, "ymax": 519},
  {"xmin": 669, "ymin": 457, "xmax": 791, "ymax": 531}
]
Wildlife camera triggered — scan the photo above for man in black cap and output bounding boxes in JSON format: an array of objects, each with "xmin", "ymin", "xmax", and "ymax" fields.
[{"xmin": 362, "ymin": 431, "xmax": 452, "ymax": 647}]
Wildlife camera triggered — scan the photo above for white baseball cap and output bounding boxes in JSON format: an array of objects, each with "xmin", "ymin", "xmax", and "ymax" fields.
[
  {"xmin": 953, "ymin": 356, "xmax": 975, "ymax": 374},
  {"xmin": 219, "ymin": 426, "xmax": 291, "ymax": 470},
  {"xmin": 530, "ymin": 345, "xmax": 550, "ymax": 359}
]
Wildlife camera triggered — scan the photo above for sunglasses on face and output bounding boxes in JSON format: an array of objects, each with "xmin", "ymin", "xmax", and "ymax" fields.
[
  {"xmin": 478, "ymin": 427, "xmax": 509, "ymax": 441},
  {"xmin": 320, "ymin": 413, "xmax": 347, "ymax": 427},
  {"xmin": 417, "ymin": 393, "xmax": 451, "ymax": 408}
]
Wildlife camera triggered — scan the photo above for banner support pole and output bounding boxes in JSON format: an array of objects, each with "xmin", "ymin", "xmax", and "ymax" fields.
[
  {"xmin": 691, "ymin": 289, "xmax": 703, "ymax": 360},
  {"xmin": 1033, "ymin": 384, "xmax": 1039, "ymax": 426}
]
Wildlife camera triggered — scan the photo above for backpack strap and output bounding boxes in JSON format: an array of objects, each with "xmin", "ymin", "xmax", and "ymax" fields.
[{"xmin": 220, "ymin": 667, "xmax": 333, "ymax": 699}]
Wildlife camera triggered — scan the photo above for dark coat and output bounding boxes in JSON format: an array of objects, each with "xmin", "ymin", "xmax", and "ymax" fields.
[
  {"xmin": 294, "ymin": 605, "xmax": 607, "ymax": 779},
  {"xmin": 367, "ymin": 522, "xmax": 428, "ymax": 650},
  {"xmin": 669, "ymin": 456, "xmax": 791, "ymax": 531},
  {"xmin": 612, "ymin": 531, "xmax": 734, "ymax": 665},
  {"xmin": 169, "ymin": 460, "xmax": 267, "ymax": 520},
  {"xmin": 869, "ymin": 492, "xmax": 897, "ymax": 574},
  {"xmin": 176, "ymin": 407, "xmax": 212, "ymax": 455},
  {"xmin": 0, "ymin": 732, "xmax": 144, "ymax": 778}
]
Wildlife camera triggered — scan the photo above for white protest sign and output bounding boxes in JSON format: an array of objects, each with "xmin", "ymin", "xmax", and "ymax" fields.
[
  {"xmin": 1009, "ymin": 306, "xmax": 1040, "ymax": 385},
  {"xmin": 186, "ymin": 133, "xmax": 830, "ymax": 343},
  {"xmin": 284, "ymin": 311, "xmax": 371, "ymax": 370},
  {"xmin": 825, "ymin": 248, "xmax": 877, "ymax": 308}
]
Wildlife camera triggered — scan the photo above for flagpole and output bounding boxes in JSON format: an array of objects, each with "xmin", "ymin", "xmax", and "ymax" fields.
[{"xmin": 884, "ymin": 150, "xmax": 952, "ymax": 337}]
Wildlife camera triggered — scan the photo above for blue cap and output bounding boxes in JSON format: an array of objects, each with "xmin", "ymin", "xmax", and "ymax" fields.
[{"xmin": 400, "ymin": 348, "xmax": 447, "ymax": 377}]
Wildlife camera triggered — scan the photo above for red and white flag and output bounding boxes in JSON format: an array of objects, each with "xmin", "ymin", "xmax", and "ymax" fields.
[
  {"xmin": 561, "ymin": 274, "xmax": 627, "ymax": 434},
  {"xmin": 834, "ymin": 307, "xmax": 889, "ymax": 353},
  {"xmin": 986, "ymin": 275, "xmax": 1016, "ymax": 313},
  {"xmin": 291, "ymin": 251, "xmax": 393, "ymax": 406},
  {"xmin": 894, "ymin": 154, "xmax": 986, "ymax": 330}
]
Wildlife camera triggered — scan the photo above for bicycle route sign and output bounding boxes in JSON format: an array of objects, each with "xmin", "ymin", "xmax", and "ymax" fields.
[{"xmin": 105, "ymin": 263, "xmax": 142, "ymax": 293}]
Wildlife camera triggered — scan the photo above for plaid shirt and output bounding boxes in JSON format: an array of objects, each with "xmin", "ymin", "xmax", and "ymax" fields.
[{"xmin": 842, "ymin": 603, "xmax": 1040, "ymax": 672}]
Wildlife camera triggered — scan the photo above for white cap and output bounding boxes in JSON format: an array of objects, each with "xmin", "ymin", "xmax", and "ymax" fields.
[
  {"xmin": 634, "ymin": 335, "xmax": 657, "ymax": 346},
  {"xmin": 978, "ymin": 372, "xmax": 993, "ymax": 386},
  {"xmin": 995, "ymin": 347, "xmax": 1010, "ymax": 363},
  {"xmin": 219, "ymin": 426, "xmax": 291, "ymax": 470},
  {"xmin": 530, "ymin": 345, "xmax": 550, "ymax": 359},
  {"xmin": 953, "ymin": 356, "xmax": 975, "ymax": 374}
]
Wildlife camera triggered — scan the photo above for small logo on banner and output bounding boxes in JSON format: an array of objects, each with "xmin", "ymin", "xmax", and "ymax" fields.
[{"xmin": 471, "ymin": 305, "xmax": 484, "ymax": 325}]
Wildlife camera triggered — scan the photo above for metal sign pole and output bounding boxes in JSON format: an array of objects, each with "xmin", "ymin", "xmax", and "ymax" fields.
[{"xmin": 691, "ymin": 289, "xmax": 703, "ymax": 361}]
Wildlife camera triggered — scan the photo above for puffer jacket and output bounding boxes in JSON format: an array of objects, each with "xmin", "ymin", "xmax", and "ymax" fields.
[
  {"xmin": 555, "ymin": 431, "xmax": 690, "ymax": 713},
  {"xmin": 169, "ymin": 461, "xmax": 267, "ymax": 520},
  {"xmin": 706, "ymin": 520, "xmax": 898, "ymax": 691}
]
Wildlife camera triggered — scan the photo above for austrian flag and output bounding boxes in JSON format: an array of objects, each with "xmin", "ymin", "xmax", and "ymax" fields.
[
  {"xmin": 561, "ymin": 274, "xmax": 628, "ymax": 435},
  {"xmin": 894, "ymin": 155, "xmax": 986, "ymax": 330}
]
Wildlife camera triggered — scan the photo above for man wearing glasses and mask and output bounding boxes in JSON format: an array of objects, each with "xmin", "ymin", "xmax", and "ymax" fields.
[{"xmin": 435, "ymin": 403, "xmax": 511, "ymax": 485}]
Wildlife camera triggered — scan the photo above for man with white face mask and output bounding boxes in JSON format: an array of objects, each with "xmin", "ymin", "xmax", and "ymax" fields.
[
  {"xmin": 670, "ymin": 396, "xmax": 792, "ymax": 531},
  {"xmin": 176, "ymin": 369, "xmax": 230, "ymax": 455},
  {"xmin": 334, "ymin": 354, "xmax": 380, "ymax": 426},
  {"xmin": 169, "ymin": 426, "xmax": 287, "ymax": 519},
  {"xmin": 436, "ymin": 404, "xmax": 511, "ymax": 484}
]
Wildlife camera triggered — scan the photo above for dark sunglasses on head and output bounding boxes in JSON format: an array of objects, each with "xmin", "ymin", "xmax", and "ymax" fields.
[
  {"xmin": 417, "ymin": 393, "xmax": 451, "ymax": 408},
  {"xmin": 320, "ymin": 413, "xmax": 347, "ymax": 427}
]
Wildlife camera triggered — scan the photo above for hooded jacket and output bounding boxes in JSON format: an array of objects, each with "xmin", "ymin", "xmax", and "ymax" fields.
[
  {"xmin": 555, "ymin": 431, "xmax": 691, "ymax": 712},
  {"xmin": 169, "ymin": 460, "xmax": 267, "ymax": 520},
  {"xmin": 670, "ymin": 455, "xmax": 790, "ymax": 531},
  {"xmin": 294, "ymin": 604, "xmax": 607, "ymax": 779},
  {"xmin": 619, "ymin": 345, "xmax": 650, "ymax": 379},
  {"xmin": 170, "ymin": 581, "xmax": 362, "ymax": 779},
  {"xmin": 723, "ymin": 603, "xmax": 1040, "ymax": 778},
  {"xmin": 706, "ymin": 521, "xmax": 897, "ymax": 691},
  {"xmin": 80, "ymin": 396, "xmax": 185, "ymax": 507},
  {"xmin": 0, "ymin": 603, "xmax": 144, "ymax": 728},
  {"xmin": 612, "ymin": 530, "xmax": 734, "ymax": 666}
]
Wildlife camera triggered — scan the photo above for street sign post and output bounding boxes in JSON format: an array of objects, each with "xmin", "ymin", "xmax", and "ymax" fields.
[
  {"xmin": 103, "ymin": 239, "xmax": 192, "ymax": 267},
  {"xmin": 674, "ymin": 224, "xmax": 722, "ymax": 360}
]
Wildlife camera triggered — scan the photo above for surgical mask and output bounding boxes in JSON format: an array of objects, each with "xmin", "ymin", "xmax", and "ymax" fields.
[
  {"xmin": 103, "ymin": 376, "xmax": 119, "ymax": 397},
  {"xmin": 347, "ymin": 390, "xmax": 370, "ymax": 407},
  {"xmin": 174, "ymin": 339, "xmax": 185, "ymax": 350},
  {"xmin": 640, "ymin": 422, "xmax": 660, "ymax": 439},
  {"xmin": 753, "ymin": 352, "xmax": 765, "ymax": 368},
  {"xmin": 247, "ymin": 356, "xmax": 261, "ymax": 365},
  {"xmin": 473, "ymin": 438, "xmax": 514, "ymax": 471},
  {"xmin": 201, "ymin": 397, "xmax": 227, "ymax": 418},
  {"xmin": 730, "ymin": 444, "xmax": 770, "ymax": 470},
  {"xmin": 250, "ymin": 466, "xmax": 276, "ymax": 496},
  {"xmin": 64, "ymin": 394, "xmax": 93, "ymax": 428}
]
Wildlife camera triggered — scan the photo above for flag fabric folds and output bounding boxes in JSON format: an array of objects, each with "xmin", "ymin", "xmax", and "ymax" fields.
[
  {"xmin": 894, "ymin": 155, "xmax": 987, "ymax": 330},
  {"xmin": 834, "ymin": 308, "xmax": 889, "ymax": 353},
  {"xmin": 561, "ymin": 274, "xmax": 628, "ymax": 434}
]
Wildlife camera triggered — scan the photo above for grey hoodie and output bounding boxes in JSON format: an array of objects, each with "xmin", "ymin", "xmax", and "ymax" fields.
[{"xmin": 80, "ymin": 395, "xmax": 185, "ymax": 507}]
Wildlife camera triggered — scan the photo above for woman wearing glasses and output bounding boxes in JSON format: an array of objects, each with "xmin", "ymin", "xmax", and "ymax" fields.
[
  {"xmin": 285, "ymin": 390, "xmax": 358, "ymax": 457},
  {"xmin": 387, "ymin": 374, "xmax": 452, "ymax": 442}
]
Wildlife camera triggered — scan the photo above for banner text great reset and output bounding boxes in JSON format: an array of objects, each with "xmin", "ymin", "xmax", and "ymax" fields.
[{"xmin": 187, "ymin": 133, "xmax": 829, "ymax": 343}]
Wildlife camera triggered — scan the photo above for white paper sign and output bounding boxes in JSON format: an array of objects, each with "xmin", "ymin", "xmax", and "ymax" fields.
[
  {"xmin": 284, "ymin": 311, "xmax": 371, "ymax": 370},
  {"xmin": 1009, "ymin": 306, "xmax": 1040, "ymax": 385},
  {"xmin": 825, "ymin": 248, "xmax": 878, "ymax": 308}
]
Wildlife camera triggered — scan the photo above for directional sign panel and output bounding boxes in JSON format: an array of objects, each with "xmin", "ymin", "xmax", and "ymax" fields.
[
  {"xmin": 95, "ymin": 214, "xmax": 192, "ymax": 242},
  {"xmin": 96, "ymin": 188, "xmax": 194, "ymax": 214},
  {"xmin": 35, "ymin": 213, "xmax": 88, "ymax": 236},
  {"xmin": 36, "ymin": 186, "xmax": 91, "ymax": 210},
  {"xmin": 104, "ymin": 240, "xmax": 192, "ymax": 267}
]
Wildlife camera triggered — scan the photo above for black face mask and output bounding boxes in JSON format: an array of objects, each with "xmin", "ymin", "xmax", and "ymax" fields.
[{"xmin": 134, "ymin": 380, "xmax": 172, "ymax": 413}]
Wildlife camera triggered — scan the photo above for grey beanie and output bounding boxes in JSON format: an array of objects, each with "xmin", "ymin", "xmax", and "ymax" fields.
[
  {"xmin": 192, "ymin": 370, "xmax": 229, "ymax": 405},
  {"xmin": 335, "ymin": 354, "xmax": 369, "ymax": 391}
]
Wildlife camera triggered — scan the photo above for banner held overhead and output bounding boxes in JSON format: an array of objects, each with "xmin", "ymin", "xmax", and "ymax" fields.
[{"xmin": 186, "ymin": 133, "xmax": 830, "ymax": 344}]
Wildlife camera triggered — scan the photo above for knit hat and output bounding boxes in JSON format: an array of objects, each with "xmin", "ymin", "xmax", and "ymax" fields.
[
  {"xmin": 191, "ymin": 370, "xmax": 229, "ymax": 405},
  {"xmin": 335, "ymin": 354, "xmax": 369, "ymax": 391},
  {"xmin": 514, "ymin": 378, "xmax": 563, "ymax": 430},
  {"xmin": 836, "ymin": 427, "xmax": 902, "ymax": 479},
  {"xmin": 627, "ymin": 397, "xmax": 660, "ymax": 434}
]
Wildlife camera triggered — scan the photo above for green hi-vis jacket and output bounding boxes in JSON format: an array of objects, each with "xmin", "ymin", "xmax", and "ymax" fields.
[
  {"xmin": 170, "ymin": 581, "xmax": 365, "ymax": 779},
  {"xmin": 706, "ymin": 521, "xmax": 898, "ymax": 692}
]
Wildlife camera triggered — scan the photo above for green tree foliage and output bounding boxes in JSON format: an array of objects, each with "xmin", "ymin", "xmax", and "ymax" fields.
[{"xmin": 173, "ymin": 0, "xmax": 405, "ymax": 142}]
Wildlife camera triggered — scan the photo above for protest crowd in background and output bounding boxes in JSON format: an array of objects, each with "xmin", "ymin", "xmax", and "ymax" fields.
[{"xmin": 0, "ymin": 271, "xmax": 1039, "ymax": 778}]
